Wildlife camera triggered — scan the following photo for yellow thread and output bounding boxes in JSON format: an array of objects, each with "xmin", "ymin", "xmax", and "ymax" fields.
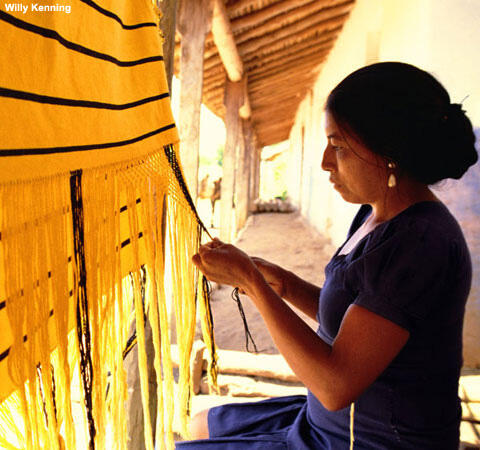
[
  {"xmin": 350, "ymin": 402, "xmax": 355, "ymax": 450},
  {"xmin": 0, "ymin": 148, "xmax": 217, "ymax": 449}
]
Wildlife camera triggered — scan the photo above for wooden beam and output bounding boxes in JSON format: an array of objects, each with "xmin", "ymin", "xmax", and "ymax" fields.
[
  {"xmin": 249, "ymin": 59, "xmax": 324, "ymax": 85},
  {"xmin": 251, "ymin": 140, "xmax": 261, "ymax": 209},
  {"xmin": 251, "ymin": 92, "xmax": 305, "ymax": 110},
  {"xmin": 221, "ymin": 79, "xmax": 244, "ymax": 241},
  {"xmin": 235, "ymin": 119, "xmax": 250, "ymax": 231},
  {"xmin": 235, "ymin": 15, "xmax": 348, "ymax": 59},
  {"xmin": 203, "ymin": 24, "xmax": 341, "ymax": 74},
  {"xmin": 227, "ymin": 0, "xmax": 351, "ymax": 19},
  {"xmin": 159, "ymin": 0, "xmax": 177, "ymax": 93},
  {"xmin": 204, "ymin": 9, "xmax": 347, "ymax": 61},
  {"xmin": 247, "ymin": 48, "xmax": 330, "ymax": 80},
  {"xmin": 257, "ymin": 123, "xmax": 293, "ymax": 138},
  {"xmin": 233, "ymin": 1, "xmax": 355, "ymax": 46},
  {"xmin": 212, "ymin": 0, "xmax": 244, "ymax": 82},
  {"xmin": 255, "ymin": 116, "xmax": 296, "ymax": 129},
  {"xmin": 177, "ymin": 0, "xmax": 212, "ymax": 201},
  {"xmin": 244, "ymin": 39, "xmax": 333, "ymax": 71},
  {"xmin": 249, "ymin": 73, "xmax": 318, "ymax": 93},
  {"xmin": 231, "ymin": 0, "xmax": 349, "ymax": 32}
]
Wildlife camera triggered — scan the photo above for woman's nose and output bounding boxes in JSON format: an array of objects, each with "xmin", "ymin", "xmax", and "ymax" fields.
[{"xmin": 321, "ymin": 145, "xmax": 335, "ymax": 172}]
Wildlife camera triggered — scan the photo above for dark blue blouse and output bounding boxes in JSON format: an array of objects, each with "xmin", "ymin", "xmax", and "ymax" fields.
[{"xmin": 308, "ymin": 201, "xmax": 472, "ymax": 449}]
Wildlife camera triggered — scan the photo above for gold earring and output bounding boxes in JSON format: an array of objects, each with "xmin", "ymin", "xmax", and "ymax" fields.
[{"xmin": 387, "ymin": 162, "xmax": 396, "ymax": 188}]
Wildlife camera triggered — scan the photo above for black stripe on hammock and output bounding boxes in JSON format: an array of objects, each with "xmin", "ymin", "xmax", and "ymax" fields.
[
  {"xmin": 0, "ymin": 304, "xmax": 66, "ymax": 363},
  {"xmin": 0, "ymin": 231, "xmax": 143, "ymax": 312},
  {"xmin": 0, "ymin": 11, "xmax": 163, "ymax": 67},
  {"xmin": 0, "ymin": 256, "xmax": 73, "ymax": 311},
  {"xmin": 79, "ymin": 0, "xmax": 156, "ymax": 29},
  {"xmin": 0, "ymin": 123, "xmax": 176, "ymax": 156},
  {"xmin": 0, "ymin": 200, "xmax": 139, "ymax": 243},
  {"xmin": 0, "ymin": 87, "xmax": 170, "ymax": 109}
]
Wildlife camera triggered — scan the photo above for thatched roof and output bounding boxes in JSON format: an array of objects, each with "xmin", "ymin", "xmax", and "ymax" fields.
[{"xmin": 175, "ymin": 0, "xmax": 355, "ymax": 147}]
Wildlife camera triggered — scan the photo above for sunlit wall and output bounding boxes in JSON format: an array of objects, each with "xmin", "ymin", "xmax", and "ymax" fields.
[{"xmin": 286, "ymin": 0, "xmax": 480, "ymax": 367}]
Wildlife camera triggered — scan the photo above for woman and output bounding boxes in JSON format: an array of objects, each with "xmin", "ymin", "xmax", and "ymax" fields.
[{"xmin": 178, "ymin": 62, "xmax": 478, "ymax": 449}]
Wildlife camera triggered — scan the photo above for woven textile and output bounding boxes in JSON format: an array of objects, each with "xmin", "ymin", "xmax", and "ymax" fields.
[{"xmin": 0, "ymin": 1, "xmax": 216, "ymax": 448}]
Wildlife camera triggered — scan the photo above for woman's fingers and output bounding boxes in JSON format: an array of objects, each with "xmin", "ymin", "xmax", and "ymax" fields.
[{"xmin": 192, "ymin": 240, "xmax": 257, "ymax": 289}]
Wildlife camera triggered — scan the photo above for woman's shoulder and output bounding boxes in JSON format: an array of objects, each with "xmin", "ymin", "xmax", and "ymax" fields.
[
  {"xmin": 351, "ymin": 201, "xmax": 468, "ymax": 262},
  {"xmin": 386, "ymin": 201, "xmax": 465, "ymax": 245}
]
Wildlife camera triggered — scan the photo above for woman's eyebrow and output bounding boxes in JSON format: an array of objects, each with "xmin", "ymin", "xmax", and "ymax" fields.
[{"xmin": 327, "ymin": 133, "xmax": 344, "ymax": 140}]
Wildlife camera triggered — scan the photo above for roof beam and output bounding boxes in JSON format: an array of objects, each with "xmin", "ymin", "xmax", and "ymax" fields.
[
  {"xmin": 211, "ymin": 0, "xmax": 251, "ymax": 119},
  {"xmin": 246, "ymin": 48, "xmax": 330, "ymax": 79},
  {"xmin": 233, "ymin": 0, "xmax": 355, "ymax": 46},
  {"xmin": 230, "ymin": 0, "xmax": 351, "ymax": 35},
  {"xmin": 203, "ymin": 26, "xmax": 341, "ymax": 73},
  {"xmin": 212, "ymin": 0, "xmax": 244, "ymax": 82},
  {"xmin": 204, "ymin": 9, "xmax": 348, "ymax": 59},
  {"xmin": 249, "ymin": 58, "xmax": 324, "ymax": 85},
  {"xmin": 226, "ymin": 0, "xmax": 348, "ymax": 20}
]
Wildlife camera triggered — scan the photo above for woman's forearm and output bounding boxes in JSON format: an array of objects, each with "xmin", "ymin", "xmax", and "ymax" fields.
[
  {"xmin": 244, "ymin": 271, "xmax": 341, "ymax": 409},
  {"xmin": 282, "ymin": 269, "xmax": 321, "ymax": 321}
]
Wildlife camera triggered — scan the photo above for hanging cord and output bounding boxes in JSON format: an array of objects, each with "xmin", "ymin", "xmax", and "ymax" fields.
[
  {"xmin": 231, "ymin": 288, "xmax": 258, "ymax": 353},
  {"xmin": 201, "ymin": 277, "xmax": 218, "ymax": 383},
  {"xmin": 349, "ymin": 402, "xmax": 355, "ymax": 450}
]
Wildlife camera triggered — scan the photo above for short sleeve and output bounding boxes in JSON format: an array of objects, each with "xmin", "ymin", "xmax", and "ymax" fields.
[{"xmin": 351, "ymin": 225, "xmax": 451, "ymax": 332}]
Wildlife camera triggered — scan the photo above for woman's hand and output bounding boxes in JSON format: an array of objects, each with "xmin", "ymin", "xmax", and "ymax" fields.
[{"xmin": 192, "ymin": 238, "xmax": 260, "ymax": 292}]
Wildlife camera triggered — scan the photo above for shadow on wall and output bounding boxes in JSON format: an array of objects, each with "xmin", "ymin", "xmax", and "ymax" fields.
[{"xmin": 434, "ymin": 128, "xmax": 480, "ymax": 368}]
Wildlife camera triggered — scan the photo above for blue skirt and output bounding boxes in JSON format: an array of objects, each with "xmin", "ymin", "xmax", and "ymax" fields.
[{"xmin": 175, "ymin": 395, "xmax": 342, "ymax": 449}]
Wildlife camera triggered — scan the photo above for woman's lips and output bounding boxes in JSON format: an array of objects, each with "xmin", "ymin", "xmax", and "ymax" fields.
[{"xmin": 329, "ymin": 177, "xmax": 340, "ymax": 188}]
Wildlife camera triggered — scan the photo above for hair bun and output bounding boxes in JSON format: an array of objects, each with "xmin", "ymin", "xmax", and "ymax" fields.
[
  {"xmin": 443, "ymin": 103, "xmax": 463, "ymax": 122},
  {"xmin": 431, "ymin": 103, "xmax": 478, "ymax": 183}
]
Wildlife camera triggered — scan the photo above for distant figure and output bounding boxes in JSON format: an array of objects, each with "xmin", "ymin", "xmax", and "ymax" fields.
[{"xmin": 198, "ymin": 174, "xmax": 222, "ymax": 227}]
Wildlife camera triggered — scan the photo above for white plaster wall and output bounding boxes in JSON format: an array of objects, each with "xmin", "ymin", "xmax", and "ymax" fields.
[{"xmin": 286, "ymin": 0, "xmax": 480, "ymax": 366}]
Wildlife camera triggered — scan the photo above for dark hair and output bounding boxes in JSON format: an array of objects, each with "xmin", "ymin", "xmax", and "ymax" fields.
[{"xmin": 326, "ymin": 62, "xmax": 478, "ymax": 184}]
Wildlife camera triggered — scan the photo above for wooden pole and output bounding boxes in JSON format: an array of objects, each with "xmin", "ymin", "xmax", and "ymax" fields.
[
  {"xmin": 221, "ymin": 79, "xmax": 244, "ymax": 241},
  {"xmin": 212, "ymin": 0, "xmax": 244, "ymax": 82},
  {"xmin": 159, "ymin": 0, "xmax": 177, "ymax": 94},
  {"xmin": 252, "ymin": 140, "xmax": 261, "ymax": 209},
  {"xmin": 177, "ymin": 0, "xmax": 212, "ymax": 201},
  {"xmin": 235, "ymin": 119, "xmax": 250, "ymax": 232},
  {"xmin": 242, "ymin": 119, "xmax": 256, "ymax": 215}
]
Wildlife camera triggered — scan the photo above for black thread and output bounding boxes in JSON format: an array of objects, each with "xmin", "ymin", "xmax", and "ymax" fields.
[
  {"xmin": 122, "ymin": 330, "xmax": 137, "ymax": 360},
  {"xmin": 231, "ymin": 288, "xmax": 258, "ymax": 353},
  {"xmin": 163, "ymin": 144, "xmax": 212, "ymax": 239},
  {"xmin": 202, "ymin": 276, "xmax": 218, "ymax": 381},
  {"xmin": 70, "ymin": 170, "xmax": 96, "ymax": 450}
]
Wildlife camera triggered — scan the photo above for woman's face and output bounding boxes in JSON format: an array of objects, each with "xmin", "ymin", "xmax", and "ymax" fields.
[{"xmin": 322, "ymin": 110, "xmax": 388, "ymax": 205}]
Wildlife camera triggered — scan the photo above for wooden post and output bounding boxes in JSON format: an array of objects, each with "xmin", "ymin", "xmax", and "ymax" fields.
[
  {"xmin": 245, "ymin": 120, "xmax": 259, "ymax": 214},
  {"xmin": 177, "ymin": 0, "xmax": 212, "ymax": 200},
  {"xmin": 235, "ymin": 121, "xmax": 248, "ymax": 232},
  {"xmin": 221, "ymin": 79, "xmax": 244, "ymax": 241},
  {"xmin": 251, "ymin": 142, "xmax": 261, "ymax": 209},
  {"xmin": 125, "ymin": 322, "xmax": 157, "ymax": 450},
  {"xmin": 158, "ymin": 0, "xmax": 177, "ymax": 94},
  {"xmin": 236, "ymin": 118, "xmax": 254, "ymax": 229}
]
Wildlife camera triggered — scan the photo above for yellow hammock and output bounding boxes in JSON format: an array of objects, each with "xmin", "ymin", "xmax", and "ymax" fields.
[{"xmin": 0, "ymin": 0, "xmax": 216, "ymax": 448}]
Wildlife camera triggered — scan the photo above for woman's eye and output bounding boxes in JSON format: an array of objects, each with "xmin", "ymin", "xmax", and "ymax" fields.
[{"xmin": 332, "ymin": 145, "xmax": 343, "ymax": 152}]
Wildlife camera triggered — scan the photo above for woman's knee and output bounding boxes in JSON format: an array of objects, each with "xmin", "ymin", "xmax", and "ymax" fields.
[{"xmin": 189, "ymin": 408, "xmax": 210, "ymax": 440}]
